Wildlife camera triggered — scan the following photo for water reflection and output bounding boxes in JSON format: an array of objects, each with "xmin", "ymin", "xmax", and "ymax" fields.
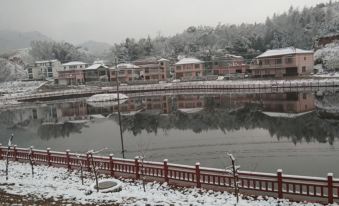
[{"xmin": 1, "ymin": 92, "xmax": 339, "ymax": 145}]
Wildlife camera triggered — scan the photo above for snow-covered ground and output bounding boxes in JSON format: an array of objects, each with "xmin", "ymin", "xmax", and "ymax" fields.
[
  {"xmin": 0, "ymin": 160, "xmax": 327, "ymax": 205},
  {"xmin": 313, "ymin": 72, "xmax": 339, "ymax": 78},
  {"xmin": 0, "ymin": 81, "xmax": 45, "ymax": 97}
]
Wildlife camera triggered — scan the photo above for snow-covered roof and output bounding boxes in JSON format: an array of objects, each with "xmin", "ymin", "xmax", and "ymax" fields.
[
  {"xmin": 175, "ymin": 58, "xmax": 204, "ymax": 65},
  {"xmin": 256, "ymin": 47, "xmax": 313, "ymax": 58},
  {"xmin": 35, "ymin": 59, "xmax": 59, "ymax": 64},
  {"xmin": 62, "ymin": 61, "xmax": 88, "ymax": 66},
  {"xmin": 111, "ymin": 63, "xmax": 140, "ymax": 70},
  {"xmin": 158, "ymin": 58, "xmax": 170, "ymax": 62},
  {"xmin": 85, "ymin": 63, "xmax": 108, "ymax": 70},
  {"xmin": 225, "ymin": 54, "xmax": 243, "ymax": 59}
]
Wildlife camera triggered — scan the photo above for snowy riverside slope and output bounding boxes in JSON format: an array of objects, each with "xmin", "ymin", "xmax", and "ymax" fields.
[{"xmin": 0, "ymin": 160, "xmax": 326, "ymax": 206}]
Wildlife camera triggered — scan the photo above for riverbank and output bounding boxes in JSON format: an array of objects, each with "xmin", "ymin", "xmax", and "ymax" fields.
[
  {"xmin": 1, "ymin": 78, "xmax": 339, "ymax": 104},
  {"xmin": 0, "ymin": 160, "xmax": 325, "ymax": 206}
]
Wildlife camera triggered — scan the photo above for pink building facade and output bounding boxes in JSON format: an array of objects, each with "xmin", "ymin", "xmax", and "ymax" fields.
[{"xmin": 250, "ymin": 47, "xmax": 314, "ymax": 78}]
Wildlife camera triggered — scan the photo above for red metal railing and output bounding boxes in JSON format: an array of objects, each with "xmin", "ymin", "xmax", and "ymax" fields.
[{"xmin": 0, "ymin": 145, "xmax": 337, "ymax": 204}]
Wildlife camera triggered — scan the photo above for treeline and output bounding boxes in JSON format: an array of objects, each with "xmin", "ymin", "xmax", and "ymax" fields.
[
  {"xmin": 29, "ymin": 41, "xmax": 96, "ymax": 63},
  {"xmin": 28, "ymin": 1, "xmax": 339, "ymax": 64},
  {"xmin": 110, "ymin": 1, "xmax": 339, "ymax": 62}
]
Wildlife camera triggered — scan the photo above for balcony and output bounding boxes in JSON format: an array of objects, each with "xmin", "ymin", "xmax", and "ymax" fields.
[{"xmin": 250, "ymin": 57, "xmax": 296, "ymax": 70}]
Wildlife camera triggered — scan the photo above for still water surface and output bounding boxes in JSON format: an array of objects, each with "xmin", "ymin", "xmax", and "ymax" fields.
[{"xmin": 1, "ymin": 92, "xmax": 339, "ymax": 177}]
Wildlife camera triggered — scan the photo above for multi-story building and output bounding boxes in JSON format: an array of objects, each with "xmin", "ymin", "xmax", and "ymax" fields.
[
  {"xmin": 133, "ymin": 57, "xmax": 169, "ymax": 81},
  {"xmin": 211, "ymin": 54, "xmax": 249, "ymax": 76},
  {"xmin": 174, "ymin": 58, "xmax": 204, "ymax": 80},
  {"xmin": 84, "ymin": 63, "xmax": 109, "ymax": 82},
  {"xmin": 110, "ymin": 63, "xmax": 140, "ymax": 82},
  {"xmin": 250, "ymin": 47, "xmax": 314, "ymax": 78},
  {"xmin": 27, "ymin": 59, "xmax": 62, "ymax": 80},
  {"xmin": 57, "ymin": 61, "xmax": 89, "ymax": 85}
]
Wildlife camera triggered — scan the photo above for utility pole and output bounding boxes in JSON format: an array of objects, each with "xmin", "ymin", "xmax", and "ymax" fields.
[{"xmin": 115, "ymin": 58, "xmax": 125, "ymax": 158}]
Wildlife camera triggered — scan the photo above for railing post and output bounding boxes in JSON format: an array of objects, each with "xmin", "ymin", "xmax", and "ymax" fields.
[
  {"xmin": 0, "ymin": 143, "xmax": 2, "ymax": 160},
  {"xmin": 86, "ymin": 152, "xmax": 91, "ymax": 172},
  {"xmin": 277, "ymin": 169, "xmax": 283, "ymax": 199},
  {"xmin": 47, "ymin": 148, "xmax": 51, "ymax": 166},
  {"xmin": 66, "ymin": 149, "xmax": 71, "ymax": 170},
  {"xmin": 196, "ymin": 162, "xmax": 201, "ymax": 188},
  {"xmin": 328, "ymin": 173, "xmax": 334, "ymax": 204},
  {"xmin": 135, "ymin": 157, "xmax": 140, "ymax": 180},
  {"xmin": 164, "ymin": 159, "xmax": 169, "ymax": 183},
  {"xmin": 13, "ymin": 145, "xmax": 17, "ymax": 161},
  {"xmin": 109, "ymin": 154, "xmax": 114, "ymax": 177}
]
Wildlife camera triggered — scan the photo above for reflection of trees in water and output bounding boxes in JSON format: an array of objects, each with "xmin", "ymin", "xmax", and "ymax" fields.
[
  {"xmin": 114, "ymin": 105, "xmax": 339, "ymax": 145},
  {"xmin": 37, "ymin": 123, "xmax": 88, "ymax": 140}
]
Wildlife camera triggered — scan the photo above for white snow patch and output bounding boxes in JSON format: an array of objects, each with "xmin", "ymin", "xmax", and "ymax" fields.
[{"xmin": 87, "ymin": 93, "xmax": 128, "ymax": 102}]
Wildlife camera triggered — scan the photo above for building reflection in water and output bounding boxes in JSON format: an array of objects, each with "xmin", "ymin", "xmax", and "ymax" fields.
[
  {"xmin": 3, "ymin": 92, "xmax": 321, "ymax": 143},
  {"xmin": 27, "ymin": 92, "xmax": 317, "ymax": 125}
]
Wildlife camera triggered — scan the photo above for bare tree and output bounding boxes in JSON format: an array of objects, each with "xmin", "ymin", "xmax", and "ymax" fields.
[
  {"xmin": 137, "ymin": 155, "xmax": 146, "ymax": 192},
  {"xmin": 28, "ymin": 146, "xmax": 35, "ymax": 177},
  {"xmin": 225, "ymin": 153, "xmax": 240, "ymax": 204},
  {"xmin": 76, "ymin": 153, "xmax": 84, "ymax": 185},
  {"xmin": 88, "ymin": 148, "xmax": 108, "ymax": 192},
  {"xmin": 5, "ymin": 134, "xmax": 14, "ymax": 181}
]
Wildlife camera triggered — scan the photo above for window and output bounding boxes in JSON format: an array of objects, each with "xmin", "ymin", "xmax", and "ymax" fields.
[
  {"xmin": 275, "ymin": 58, "xmax": 282, "ymax": 64},
  {"xmin": 302, "ymin": 66, "xmax": 306, "ymax": 72},
  {"xmin": 64, "ymin": 66, "xmax": 66, "ymax": 69},
  {"xmin": 304, "ymin": 57, "xmax": 307, "ymax": 61},
  {"xmin": 195, "ymin": 64, "xmax": 200, "ymax": 69},
  {"xmin": 145, "ymin": 68, "xmax": 149, "ymax": 73},
  {"xmin": 28, "ymin": 68, "xmax": 32, "ymax": 73},
  {"xmin": 160, "ymin": 62, "xmax": 164, "ymax": 66},
  {"xmin": 48, "ymin": 67, "xmax": 52, "ymax": 72},
  {"xmin": 127, "ymin": 70, "xmax": 132, "ymax": 74},
  {"xmin": 285, "ymin": 58, "xmax": 293, "ymax": 64},
  {"xmin": 99, "ymin": 71, "xmax": 106, "ymax": 76},
  {"xmin": 80, "ymin": 65, "xmax": 82, "ymax": 68},
  {"xmin": 264, "ymin": 59, "xmax": 270, "ymax": 65},
  {"xmin": 118, "ymin": 70, "xmax": 125, "ymax": 75},
  {"xmin": 176, "ymin": 66, "xmax": 181, "ymax": 70},
  {"xmin": 303, "ymin": 93, "xmax": 307, "ymax": 99},
  {"xmin": 48, "ymin": 73, "xmax": 53, "ymax": 77}
]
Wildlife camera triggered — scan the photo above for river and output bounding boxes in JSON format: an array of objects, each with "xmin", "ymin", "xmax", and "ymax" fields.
[{"xmin": 1, "ymin": 91, "xmax": 339, "ymax": 177}]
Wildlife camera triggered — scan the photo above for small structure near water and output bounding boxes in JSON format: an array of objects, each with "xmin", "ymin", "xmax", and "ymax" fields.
[{"xmin": 90, "ymin": 179, "xmax": 123, "ymax": 193}]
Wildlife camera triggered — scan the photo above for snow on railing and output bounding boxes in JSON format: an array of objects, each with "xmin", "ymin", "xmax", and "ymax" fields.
[{"xmin": 0, "ymin": 145, "xmax": 337, "ymax": 204}]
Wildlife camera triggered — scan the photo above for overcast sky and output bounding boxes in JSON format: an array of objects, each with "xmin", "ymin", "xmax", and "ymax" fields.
[{"xmin": 0, "ymin": 0, "xmax": 330, "ymax": 44}]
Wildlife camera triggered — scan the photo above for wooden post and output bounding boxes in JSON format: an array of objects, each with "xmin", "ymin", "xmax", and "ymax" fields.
[
  {"xmin": 328, "ymin": 173, "xmax": 334, "ymax": 204},
  {"xmin": 47, "ymin": 148, "xmax": 51, "ymax": 166},
  {"xmin": 66, "ymin": 149, "xmax": 71, "ymax": 170},
  {"xmin": 109, "ymin": 153, "xmax": 114, "ymax": 177},
  {"xmin": 277, "ymin": 169, "xmax": 283, "ymax": 199},
  {"xmin": 196, "ymin": 162, "xmax": 201, "ymax": 188},
  {"xmin": 13, "ymin": 145, "xmax": 17, "ymax": 161},
  {"xmin": 164, "ymin": 159, "xmax": 169, "ymax": 183},
  {"xmin": 0, "ymin": 143, "xmax": 2, "ymax": 160},
  {"xmin": 135, "ymin": 157, "xmax": 140, "ymax": 180}
]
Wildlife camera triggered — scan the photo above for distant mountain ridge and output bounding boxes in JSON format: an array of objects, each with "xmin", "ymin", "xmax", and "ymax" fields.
[{"xmin": 0, "ymin": 30, "xmax": 51, "ymax": 54}]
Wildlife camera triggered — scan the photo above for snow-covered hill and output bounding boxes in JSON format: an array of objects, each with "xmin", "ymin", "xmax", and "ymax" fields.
[{"xmin": 0, "ymin": 48, "xmax": 33, "ymax": 82}]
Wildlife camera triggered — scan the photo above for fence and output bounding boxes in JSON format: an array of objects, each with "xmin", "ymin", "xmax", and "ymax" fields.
[{"xmin": 0, "ymin": 145, "xmax": 338, "ymax": 204}]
